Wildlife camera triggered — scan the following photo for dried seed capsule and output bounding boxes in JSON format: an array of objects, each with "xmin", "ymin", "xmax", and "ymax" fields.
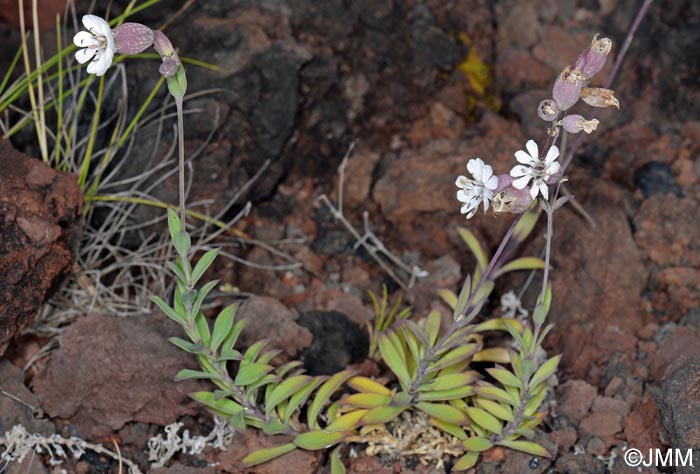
[{"xmin": 538, "ymin": 99, "xmax": 560, "ymax": 121}]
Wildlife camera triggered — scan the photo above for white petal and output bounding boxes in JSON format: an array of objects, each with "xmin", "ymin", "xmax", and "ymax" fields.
[
  {"xmin": 544, "ymin": 145, "xmax": 560, "ymax": 164},
  {"xmin": 457, "ymin": 189, "xmax": 470, "ymax": 203},
  {"xmin": 515, "ymin": 150, "xmax": 535, "ymax": 165},
  {"xmin": 466, "ymin": 205, "xmax": 478, "ymax": 219},
  {"xmin": 75, "ymin": 47, "xmax": 96, "ymax": 64},
  {"xmin": 533, "ymin": 180, "xmax": 549, "ymax": 200},
  {"xmin": 510, "ymin": 165, "xmax": 530, "ymax": 178},
  {"xmin": 547, "ymin": 161, "xmax": 561, "ymax": 176},
  {"xmin": 530, "ymin": 183, "xmax": 540, "ymax": 200},
  {"xmin": 87, "ymin": 48, "xmax": 114, "ymax": 76},
  {"xmin": 512, "ymin": 175, "xmax": 532, "ymax": 190},
  {"xmin": 467, "ymin": 158, "xmax": 484, "ymax": 182},
  {"xmin": 73, "ymin": 31, "xmax": 98, "ymax": 47},
  {"xmin": 455, "ymin": 175, "xmax": 468, "ymax": 187},
  {"xmin": 482, "ymin": 196, "xmax": 490, "ymax": 213},
  {"xmin": 525, "ymin": 139, "xmax": 539, "ymax": 160},
  {"xmin": 481, "ymin": 162, "xmax": 494, "ymax": 182},
  {"xmin": 82, "ymin": 14, "xmax": 110, "ymax": 36},
  {"xmin": 485, "ymin": 174, "xmax": 499, "ymax": 190}
]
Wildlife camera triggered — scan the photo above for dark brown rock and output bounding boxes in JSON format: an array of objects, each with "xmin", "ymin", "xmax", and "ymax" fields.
[
  {"xmin": 649, "ymin": 326, "xmax": 700, "ymax": 381},
  {"xmin": 236, "ymin": 296, "xmax": 313, "ymax": 358},
  {"xmin": 658, "ymin": 358, "xmax": 700, "ymax": 473},
  {"xmin": 32, "ymin": 313, "xmax": 207, "ymax": 438},
  {"xmin": 0, "ymin": 142, "xmax": 82, "ymax": 355}
]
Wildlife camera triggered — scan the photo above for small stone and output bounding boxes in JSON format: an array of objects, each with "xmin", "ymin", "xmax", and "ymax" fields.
[
  {"xmin": 604, "ymin": 376, "xmax": 624, "ymax": 397},
  {"xmin": 591, "ymin": 396, "xmax": 630, "ymax": 417},
  {"xmin": 579, "ymin": 406, "xmax": 623, "ymax": 438},
  {"xmin": 548, "ymin": 427, "xmax": 578, "ymax": 452},
  {"xmin": 557, "ymin": 379, "xmax": 598, "ymax": 422},
  {"xmin": 586, "ymin": 436, "xmax": 607, "ymax": 456}
]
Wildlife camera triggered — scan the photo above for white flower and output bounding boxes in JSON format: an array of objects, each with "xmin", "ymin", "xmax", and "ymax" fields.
[
  {"xmin": 509, "ymin": 139, "xmax": 561, "ymax": 200},
  {"xmin": 73, "ymin": 15, "xmax": 115, "ymax": 76},
  {"xmin": 456, "ymin": 157, "xmax": 499, "ymax": 219}
]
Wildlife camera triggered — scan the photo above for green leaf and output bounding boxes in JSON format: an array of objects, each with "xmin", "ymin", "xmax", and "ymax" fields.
[
  {"xmin": 190, "ymin": 391, "xmax": 243, "ymax": 415},
  {"xmin": 166, "ymin": 261, "xmax": 188, "ymax": 284},
  {"xmin": 307, "ymin": 370, "xmax": 356, "ymax": 430},
  {"xmin": 325, "ymin": 409, "xmax": 368, "ymax": 432},
  {"xmin": 512, "ymin": 207, "xmax": 541, "ymax": 243},
  {"xmin": 168, "ymin": 337, "xmax": 202, "ymax": 354},
  {"xmin": 437, "ymin": 289, "xmax": 458, "ymax": 310},
  {"xmin": 474, "ymin": 318, "xmax": 523, "ymax": 333},
  {"xmin": 524, "ymin": 383, "xmax": 548, "ymax": 417},
  {"xmin": 419, "ymin": 373, "xmax": 475, "ymax": 392},
  {"xmin": 150, "ymin": 295, "xmax": 185, "ymax": 325},
  {"xmin": 475, "ymin": 399, "xmax": 515, "ymax": 422},
  {"xmin": 453, "ymin": 452, "xmax": 479, "ymax": 471},
  {"xmin": 463, "ymin": 436, "xmax": 493, "ymax": 452},
  {"xmin": 217, "ymin": 348, "xmax": 243, "ymax": 361},
  {"xmin": 377, "ymin": 332, "xmax": 411, "ymax": 389},
  {"xmin": 424, "ymin": 310, "xmax": 442, "ymax": 348},
  {"xmin": 498, "ymin": 439, "xmax": 550, "ymax": 457},
  {"xmin": 194, "ymin": 312, "xmax": 211, "ymax": 346},
  {"xmin": 266, "ymin": 375, "xmax": 313, "ymax": 416},
  {"xmin": 330, "ymin": 447, "xmax": 346, "ymax": 474},
  {"xmin": 466, "ymin": 407, "xmax": 502, "ymax": 435},
  {"xmin": 285, "ymin": 376, "xmax": 325, "ymax": 424},
  {"xmin": 529, "ymin": 355, "xmax": 561, "ymax": 388},
  {"xmin": 191, "ymin": 249, "xmax": 218, "ymax": 286},
  {"xmin": 173, "ymin": 229, "xmax": 191, "ymax": 256},
  {"xmin": 174, "ymin": 369, "xmax": 218, "ymax": 381},
  {"xmin": 234, "ymin": 363, "xmax": 273, "ymax": 386},
  {"xmin": 430, "ymin": 419, "xmax": 467, "ymax": 440},
  {"xmin": 493, "ymin": 257, "xmax": 546, "ymax": 278},
  {"xmin": 244, "ymin": 340, "xmax": 269, "ymax": 363},
  {"xmin": 457, "ymin": 227, "xmax": 487, "ymax": 271},
  {"xmin": 453, "ymin": 274, "xmax": 472, "ymax": 320},
  {"xmin": 427, "ymin": 343, "xmax": 478, "ymax": 374},
  {"xmin": 416, "ymin": 402, "xmax": 467, "ymax": 425},
  {"xmin": 487, "ymin": 367, "xmax": 524, "ymax": 389},
  {"xmin": 167, "ymin": 208, "xmax": 181, "ymax": 244},
  {"xmin": 417, "ymin": 386, "xmax": 474, "ymax": 401},
  {"xmin": 473, "ymin": 348, "xmax": 511, "ymax": 363},
  {"xmin": 210, "ymin": 304, "xmax": 236, "ymax": 352},
  {"xmin": 221, "ymin": 320, "xmax": 246, "ymax": 352},
  {"xmin": 293, "ymin": 430, "xmax": 347, "ymax": 450},
  {"xmin": 242, "ymin": 443, "xmax": 296, "ymax": 466},
  {"xmin": 360, "ymin": 406, "xmax": 406, "ymax": 425},
  {"xmin": 475, "ymin": 383, "xmax": 518, "ymax": 406},
  {"xmin": 191, "ymin": 280, "xmax": 219, "ymax": 322},
  {"xmin": 262, "ymin": 418, "xmax": 288, "ymax": 435}
]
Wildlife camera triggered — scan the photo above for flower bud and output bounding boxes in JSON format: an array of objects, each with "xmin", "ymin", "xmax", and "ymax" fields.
[
  {"xmin": 561, "ymin": 115, "xmax": 599, "ymax": 134},
  {"xmin": 537, "ymin": 99, "xmax": 560, "ymax": 121},
  {"xmin": 575, "ymin": 35, "xmax": 612, "ymax": 77},
  {"xmin": 581, "ymin": 87, "xmax": 619, "ymax": 108},
  {"xmin": 494, "ymin": 174, "xmax": 514, "ymax": 194},
  {"xmin": 552, "ymin": 66, "xmax": 586, "ymax": 111},
  {"xmin": 491, "ymin": 185, "xmax": 534, "ymax": 215},
  {"xmin": 160, "ymin": 57, "xmax": 179, "ymax": 78},
  {"xmin": 152, "ymin": 30, "xmax": 175, "ymax": 58},
  {"xmin": 113, "ymin": 23, "xmax": 154, "ymax": 55}
]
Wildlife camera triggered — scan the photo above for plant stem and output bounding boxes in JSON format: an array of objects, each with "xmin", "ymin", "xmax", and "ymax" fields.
[{"xmin": 176, "ymin": 98, "xmax": 186, "ymax": 227}]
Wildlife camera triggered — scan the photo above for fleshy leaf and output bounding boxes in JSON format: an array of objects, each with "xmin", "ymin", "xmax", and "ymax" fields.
[
  {"xmin": 347, "ymin": 376, "xmax": 391, "ymax": 396},
  {"xmin": 307, "ymin": 370, "xmax": 356, "ymax": 430},
  {"xmin": 266, "ymin": 375, "xmax": 313, "ymax": 416},
  {"xmin": 529, "ymin": 355, "xmax": 561, "ymax": 388},
  {"xmin": 498, "ymin": 439, "xmax": 550, "ymax": 457},
  {"xmin": 191, "ymin": 249, "xmax": 218, "ymax": 286},
  {"xmin": 466, "ymin": 406, "xmax": 503, "ymax": 434},
  {"xmin": 293, "ymin": 430, "xmax": 347, "ymax": 450},
  {"xmin": 233, "ymin": 363, "xmax": 273, "ymax": 386},
  {"xmin": 360, "ymin": 405, "xmax": 406, "ymax": 425},
  {"xmin": 341, "ymin": 393, "xmax": 391, "ymax": 408},
  {"xmin": 416, "ymin": 402, "xmax": 467, "ymax": 425},
  {"xmin": 210, "ymin": 304, "xmax": 236, "ymax": 352},
  {"xmin": 377, "ymin": 332, "xmax": 411, "ymax": 388},
  {"xmin": 453, "ymin": 452, "xmax": 479, "ymax": 471},
  {"xmin": 325, "ymin": 409, "xmax": 368, "ymax": 432},
  {"xmin": 458, "ymin": 227, "xmax": 487, "ymax": 271},
  {"xmin": 242, "ymin": 443, "xmax": 296, "ymax": 466},
  {"xmin": 463, "ymin": 436, "xmax": 493, "ymax": 452}
]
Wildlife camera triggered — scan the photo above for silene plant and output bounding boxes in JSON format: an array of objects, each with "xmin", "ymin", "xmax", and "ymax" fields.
[{"xmin": 65, "ymin": 15, "xmax": 619, "ymax": 472}]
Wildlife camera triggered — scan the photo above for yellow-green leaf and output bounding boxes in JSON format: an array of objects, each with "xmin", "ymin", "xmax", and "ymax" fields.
[
  {"xmin": 377, "ymin": 332, "xmax": 411, "ymax": 388},
  {"xmin": 360, "ymin": 405, "xmax": 406, "ymax": 425},
  {"xmin": 307, "ymin": 370, "xmax": 356, "ymax": 430},
  {"xmin": 498, "ymin": 439, "xmax": 550, "ymax": 457},
  {"xmin": 430, "ymin": 418, "xmax": 468, "ymax": 440},
  {"xmin": 458, "ymin": 227, "xmax": 487, "ymax": 271},
  {"xmin": 466, "ymin": 407, "xmax": 503, "ymax": 434},
  {"xmin": 476, "ymin": 398, "xmax": 514, "ymax": 422},
  {"xmin": 437, "ymin": 289, "xmax": 458, "ymax": 310},
  {"xmin": 242, "ymin": 443, "xmax": 296, "ymax": 466},
  {"xmin": 325, "ymin": 409, "xmax": 368, "ymax": 432},
  {"xmin": 190, "ymin": 391, "xmax": 243, "ymax": 415},
  {"xmin": 330, "ymin": 447, "xmax": 346, "ymax": 474},
  {"xmin": 529, "ymin": 355, "xmax": 561, "ymax": 388},
  {"xmin": 427, "ymin": 343, "xmax": 478, "ymax": 374},
  {"xmin": 487, "ymin": 367, "xmax": 523, "ymax": 389},
  {"xmin": 419, "ymin": 373, "xmax": 474, "ymax": 392},
  {"xmin": 512, "ymin": 207, "xmax": 541, "ymax": 243},
  {"xmin": 424, "ymin": 310, "xmax": 442, "ymax": 347},
  {"xmin": 286, "ymin": 376, "xmax": 326, "ymax": 424},
  {"xmin": 453, "ymin": 452, "xmax": 479, "ymax": 471},
  {"xmin": 416, "ymin": 402, "xmax": 467, "ymax": 425},
  {"xmin": 293, "ymin": 430, "xmax": 347, "ymax": 450},
  {"xmin": 473, "ymin": 347, "xmax": 511, "ymax": 363},
  {"xmin": 417, "ymin": 386, "xmax": 474, "ymax": 401},
  {"xmin": 493, "ymin": 257, "xmax": 546, "ymax": 278},
  {"xmin": 474, "ymin": 318, "xmax": 523, "ymax": 333},
  {"xmin": 234, "ymin": 363, "xmax": 273, "ymax": 386},
  {"xmin": 463, "ymin": 436, "xmax": 493, "ymax": 452},
  {"xmin": 347, "ymin": 376, "xmax": 391, "ymax": 395},
  {"xmin": 266, "ymin": 375, "xmax": 312, "ymax": 416},
  {"xmin": 340, "ymin": 393, "xmax": 391, "ymax": 408}
]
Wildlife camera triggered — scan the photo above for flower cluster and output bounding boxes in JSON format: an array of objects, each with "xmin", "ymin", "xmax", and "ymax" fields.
[
  {"xmin": 538, "ymin": 35, "xmax": 618, "ymax": 135},
  {"xmin": 73, "ymin": 14, "xmax": 181, "ymax": 84}
]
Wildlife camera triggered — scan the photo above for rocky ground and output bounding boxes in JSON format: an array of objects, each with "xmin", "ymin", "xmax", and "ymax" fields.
[{"xmin": 1, "ymin": 0, "xmax": 699, "ymax": 473}]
